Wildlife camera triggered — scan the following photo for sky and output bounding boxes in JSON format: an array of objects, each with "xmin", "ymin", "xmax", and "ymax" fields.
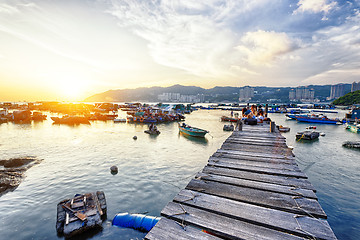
[{"xmin": 0, "ymin": 0, "xmax": 360, "ymax": 101}]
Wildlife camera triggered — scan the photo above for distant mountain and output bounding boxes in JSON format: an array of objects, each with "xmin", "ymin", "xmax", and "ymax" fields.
[
  {"xmin": 84, "ymin": 84, "xmax": 351, "ymax": 103},
  {"xmin": 333, "ymin": 90, "xmax": 360, "ymax": 105}
]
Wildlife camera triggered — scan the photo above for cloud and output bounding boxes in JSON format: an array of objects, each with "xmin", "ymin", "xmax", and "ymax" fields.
[
  {"xmin": 294, "ymin": 0, "xmax": 337, "ymax": 14},
  {"xmin": 236, "ymin": 30, "xmax": 301, "ymax": 66},
  {"xmin": 0, "ymin": 3, "xmax": 19, "ymax": 14}
]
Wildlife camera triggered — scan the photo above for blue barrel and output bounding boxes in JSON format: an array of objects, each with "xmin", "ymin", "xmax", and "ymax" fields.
[{"xmin": 112, "ymin": 212, "xmax": 161, "ymax": 232}]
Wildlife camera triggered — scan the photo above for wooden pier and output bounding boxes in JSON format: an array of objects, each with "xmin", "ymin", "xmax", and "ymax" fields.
[{"xmin": 145, "ymin": 123, "xmax": 337, "ymax": 239}]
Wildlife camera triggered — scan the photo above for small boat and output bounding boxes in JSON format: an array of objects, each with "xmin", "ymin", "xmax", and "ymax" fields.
[
  {"xmin": 223, "ymin": 125, "xmax": 234, "ymax": 131},
  {"xmin": 56, "ymin": 191, "xmax": 107, "ymax": 237},
  {"xmin": 221, "ymin": 116, "xmax": 238, "ymax": 122},
  {"xmin": 144, "ymin": 129, "xmax": 160, "ymax": 135},
  {"xmin": 178, "ymin": 123, "xmax": 208, "ymax": 138},
  {"xmin": 296, "ymin": 131, "xmax": 320, "ymax": 140},
  {"xmin": 343, "ymin": 141, "xmax": 360, "ymax": 149},
  {"xmin": 345, "ymin": 123, "xmax": 360, "ymax": 133},
  {"xmin": 31, "ymin": 111, "xmax": 47, "ymax": 121},
  {"xmin": 114, "ymin": 118, "xmax": 127, "ymax": 123},
  {"xmin": 306, "ymin": 126, "xmax": 317, "ymax": 129},
  {"xmin": 278, "ymin": 125, "xmax": 290, "ymax": 132},
  {"xmin": 51, "ymin": 115, "xmax": 90, "ymax": 125},
  {"xmin": 295, "ymin": 114, "xmax": 343, "ymax": 124}
]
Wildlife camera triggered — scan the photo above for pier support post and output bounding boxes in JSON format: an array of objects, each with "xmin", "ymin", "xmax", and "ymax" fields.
[
  {"xmin": 270, "ymin": 121, "xmax": 276, "ymax": 132},
  {"xmin": 236, "ymin": 120, "xmax": 243, "ymax": 131}
]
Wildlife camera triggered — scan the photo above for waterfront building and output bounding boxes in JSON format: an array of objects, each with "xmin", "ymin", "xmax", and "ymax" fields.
[
  {"xmin": 158, "ymin": 93, "xmax": 204, "ymax": 103},
  {"xmin": 289, "ymin": 89, "xmax": 295, "ymax": 100},
  {"xmin": 330, "ymin": 84, "xmax": 345, "ymax": 99},
  {"xmin": 239, "ymin": 86, "xmax": 254, "ymax": 102},
  {"xmin": 351, "ymin": 81, "xmax": 360, "ymax": 92}
]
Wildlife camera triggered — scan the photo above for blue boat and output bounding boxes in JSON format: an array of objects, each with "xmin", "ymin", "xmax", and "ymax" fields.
[
  {"xmin": 178, "ymin": 123, "xmax": 208, "ymax": 138},
  {"xmin": 295, "ymin": 114, "xmax": 343, "ymax": 124},
  {"xmin": 285, "ymin": 114, "xmax": 308, "ymax": 120}
]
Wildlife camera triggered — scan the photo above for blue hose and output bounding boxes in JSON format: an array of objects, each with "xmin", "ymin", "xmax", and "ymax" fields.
[{"xmin": 112, "ymin": 212, "xmax": 161, "ymax": 232}]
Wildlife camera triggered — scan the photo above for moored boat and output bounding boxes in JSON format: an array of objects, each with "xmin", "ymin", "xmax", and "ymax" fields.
[
  {"xmin": 295, "ymin": 114, "xmax": 343, "ymax": 124},
  {"xmin": 220, "ymin": 116, "xmax": 238, "ymax": 122},
  {"xmin": 178, "ymin": 123, "xmax": 208, "ymax": 138},
  {"xmin": 278, "ymin": 125, "xmax": 290, "ymax": 132},
  {"xmin": 345, "ymin": 123, "xmax": 360, "ymax": 133},
  {"xmin": 296, "ymin": 131, "xmax": 320, "ymax": 140},
  {"xmin": 51, "ymin": 115, "xmax": 90, "ymax": 125}
]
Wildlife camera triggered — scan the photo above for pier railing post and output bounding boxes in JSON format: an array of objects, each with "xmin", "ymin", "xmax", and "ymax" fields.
[{"xmin": 236, "ymin": 120, "xmax": 243, "ymax": 131}]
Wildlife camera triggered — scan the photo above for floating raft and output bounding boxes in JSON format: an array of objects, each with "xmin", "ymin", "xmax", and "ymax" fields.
[
  {"xmin": 56, "ymin": 191, "xmax": 107, "ymax": 237},
  {"xmin": 145, "ymin": 124, "xmax": 337, "ymax": 239}
]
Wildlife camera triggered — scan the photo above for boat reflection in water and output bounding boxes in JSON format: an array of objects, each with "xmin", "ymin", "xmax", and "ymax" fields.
[{"xmin": 178, "ymin": 132, "xmax": 208, "ymax": 145}]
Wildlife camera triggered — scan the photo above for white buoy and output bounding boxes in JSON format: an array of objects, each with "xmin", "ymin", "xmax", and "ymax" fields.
[
  {"xmin": 320, "ymin": 132, "xmax": 326, "ymax": 136},
  {"xmin": 288, "ymin": 146, "xmax": 294, "ymax": 150}
]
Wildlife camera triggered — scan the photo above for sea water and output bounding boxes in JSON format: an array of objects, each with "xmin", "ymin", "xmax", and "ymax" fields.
[{"xmin": 0, "ymin": 109, "xmax": 359, "ymax": 239}]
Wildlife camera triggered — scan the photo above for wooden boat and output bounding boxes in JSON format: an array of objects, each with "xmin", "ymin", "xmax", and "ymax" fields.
[
  {"xmin": 56, "ymin": 191, "xmax": 107, "ymax": 237},
  {"xmin": 51, "ymin": 115, "xmax": 90, "ymax": 125},
  {"xmin": 178, "ymin": 123, "xmax": 208, "ymax": 138},
  {"xmin": 114, "ymin": 118, "xmax": 126, "ymax": 123},
  {"xmin": 221, "ymin": 116, "xmax": 238, "ymax": 122},
  {"xmin": 144, "ymin": 129, "xmax": 160, "ymax": 135},
  {"xmin": 296, "ymin": 131, "xmax": 320, "ymax": 140},
  {"xmin": 278, "ymin": 125, "xmax": 290, "ymax": 132},
  {"xmin": 343, "ymin": 141, "xmax": 360, "ymax": 149},
  {"xmin": 223, "ymin": 125, "xmax": 234, "ymax": 131},
  {"xmin": 345, "ymin": 123, "xmax": 360, "ymax": 133}
]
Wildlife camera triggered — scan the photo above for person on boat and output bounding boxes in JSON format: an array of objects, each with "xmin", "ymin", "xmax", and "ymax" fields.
[
  {"xmin": 149, "ymin": 123, "xmax": 154, "ymax": 131},
  {"xmin": 231, "ymin": 111, "xmax": 233, "ymax": 117}
]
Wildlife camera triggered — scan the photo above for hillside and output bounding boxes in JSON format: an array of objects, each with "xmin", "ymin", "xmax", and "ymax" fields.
[
  {"xmin": 333, "ymin": 90, "xmax": 360, "ymax": 105},
  {"xmin": 84, "ymin": 84, "xmax": 351, "ymax": 103}
]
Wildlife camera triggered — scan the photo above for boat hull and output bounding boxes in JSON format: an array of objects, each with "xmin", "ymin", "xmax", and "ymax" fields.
[
  {"xmin": 178, "ymin": 125, "xmax": 208, "ymax": 138},
  {"xmin": 295, "ymin": 117, "xmax": 340, "ymax": 124}
]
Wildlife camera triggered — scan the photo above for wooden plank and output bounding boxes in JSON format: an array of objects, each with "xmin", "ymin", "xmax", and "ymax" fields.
[
  {"xmin": 221, "ymin": 144, "xmax": 294, "ymax": 157},
  {"xmin": 232, "ymin": 132, "xmax": 285, "ymax": 139},
  {"xmin": 211, "ymin": 152, "xmax": 296, "ymax": 165},
  {"xmin": 217, "ymin": 149, "xmax": 295, "ymax": 160},
  {"xmin": 202, "ymin": 166, "xmax": 316, "ymax": 191},
  {"xmin": 195, "ymin": 172, "xmax": 317, "ymax": 199},
  {"xmin": 186, "ymin": 179, "xmax": 327, "ymax": 218},
  {"xmin": 209, "ymin": 156, "xmax": 300, "ymax": 171},
  {"xmin": 225, "ymin": 138, "xmax": 287, "ymax": 147},
  {"xmin": 161, "ymin": 202, "xmax": 304, "ymax": 240},
  {"xmin": 173, "ymin": 189, "xmax": 336, "ymax": 240},
  {"xmin": 145, "ymin": 218, "xmax": 222, "ymax": 240},
  {"xmin": 208, "ymin": 159, "xmax": 308, "ymax": 178}
]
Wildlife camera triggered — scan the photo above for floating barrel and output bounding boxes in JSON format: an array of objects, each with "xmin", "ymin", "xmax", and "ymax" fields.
[{"xmin": 112, "ymin": 213, "xmax": 160, "ymax": 232}]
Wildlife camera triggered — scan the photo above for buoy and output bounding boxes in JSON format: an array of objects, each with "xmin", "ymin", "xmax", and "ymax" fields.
[
  {"xmin": 112, "ymin": 213, "xmax": 160, "ymax": 232},
  {"xmin": 133, "ymin": 136, "xmax": 137, "ymax": 140},
  {"xmin": 288, "ymin": 146, "xmax": 294, "ymax": 150},
  {"xmin": 110, "ymin": 166, "xmax": 118, "ymax": 175},
  {"xmin": 320, "ymin": 132, "xmax": 326, "ymax": 136}
]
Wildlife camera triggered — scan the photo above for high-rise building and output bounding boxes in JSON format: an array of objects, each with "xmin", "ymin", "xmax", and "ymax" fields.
[
  {"xmin": 290, "ymin": 86, "xmax": 314, "ymax": 101},
  {"xmin": 330, "ymin": 84, "xmax": 345, "ymax": 99},
  {"xmin": 351, "ymin": 81, "xmax": 360, "ymax": 92},
  {"xmin": 239, "ymin": 86, "xmax": 254, "ymax": 102},
  {"xmin": 289, "ymin": 89, "xmax": 295, "ymax": 100}
]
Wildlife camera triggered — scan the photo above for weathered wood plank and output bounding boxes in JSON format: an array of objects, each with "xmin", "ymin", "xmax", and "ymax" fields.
[
  {"xmin": 195, "ymin": 172, "xmax": 317, "ymax": 199},
  {"xmin": 209, "ymin": 156, "xmax": 300, "ymax": 171},
  {"xmin": 208, "ymin": 159, "xmax": 307, "ymax": 178},
  {"xmin": 173, "ymin": 189, "xmax": 336, "ymax": 240},
  {"xmin": 211, "ymin": 152, "xmax": 296, "ymax": 165},
  {"xmin": 186, "ymin": 179, "xmax": 327, "ymax": 218},
  {"xmin": 225, "ymin": 138, "xmax": 287, "ymax": 147},
  {"xmin": 232, "ymin": 131, "xmax": 285, "ymax": 139},
  {"xmin": 161, "ymin": 202, "xmax": 304, "ymax": 240},
  {"xmin": 217, "ymin": 149, "xmax": 295, "ymax": 160},
  {"xmin": 202, "ymin": 165, "xmax": 316, "ymax": 191},
  {"xmin": 221, "ymin": 143, "xmax": 294, "ymax": 157},
  {"xmin": 145, "ymin": 218, "xmax": 222, "ymax": 240}
]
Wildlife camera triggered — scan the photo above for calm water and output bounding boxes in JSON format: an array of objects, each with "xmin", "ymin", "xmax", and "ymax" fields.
[{"xmin": 0, "ymin": 109, "xmax": 359, "ymax": 239}]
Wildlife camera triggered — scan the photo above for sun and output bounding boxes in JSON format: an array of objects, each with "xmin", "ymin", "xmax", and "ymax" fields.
[{"xmin": 56, "ymin": 75, "xmax": 88, "ymax": 101}]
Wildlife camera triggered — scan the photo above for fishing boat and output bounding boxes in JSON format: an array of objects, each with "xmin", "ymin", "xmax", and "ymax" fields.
[
  {"xmin": 296, "ymin": 131, "xmax": 320, "ymax": 140},
  {"xmin": 345, "ymin": 123, "xmax": 360, "ymax": 133},
  {"xmin": 51, "ymin": 115, "xmax": 90, "ymax": 125},
  {"xmin": 295, "ymin": 114, "xmax": 343, "ymax": 124},
  {"xmin": 220, "ymin": 116, "xmax": 238, "ymax": 122},
  {"xmin": 178, "ymin": 123, "xmax": 208, "ymax": 138},
  {"xmin": 285, "ymin": 114, "xmax": 308, "ymax": 120},
  {"xmin": 223, "ymin": 124, "xmax": 234, "ymax": 131}
]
